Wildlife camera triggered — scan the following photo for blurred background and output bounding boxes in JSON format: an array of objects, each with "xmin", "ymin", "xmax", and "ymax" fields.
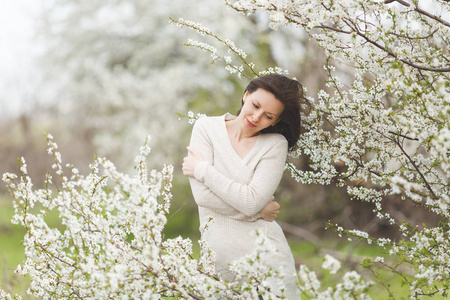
[{"xmin": 0, "ymin": 0, "xmax": 443, "ymax": 297}]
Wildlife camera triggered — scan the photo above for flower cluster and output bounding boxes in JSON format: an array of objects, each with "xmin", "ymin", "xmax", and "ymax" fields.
[
  {"xmin": 322, "ymin": 254, "xmax": 341, "ymax": 275},
  {"xmin": 170, "ymin": 17, "xmax": 258, "ymax": 80},
  {"xmin": 0, "ymin": 289, "xmax": 21, "ymax": 300},
  {"xmin": 170, "ymin": 17, "xmax": 289, "ymax": 79},
  {"xmin": 329, "ymin": 218, "xmax": 450, "ymax": 298},
  {"xmin": 299, "ymin": 256, "xmax": 373, "ymax": 299},
  {"xmin": 177, "ymin": 111, "xmax": 207, "ymax": 124}
]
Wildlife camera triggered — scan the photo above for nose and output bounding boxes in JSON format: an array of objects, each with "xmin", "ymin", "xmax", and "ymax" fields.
[{"xmin": 252, "ymin": 111, "xmax": 263, "ymax": 123}]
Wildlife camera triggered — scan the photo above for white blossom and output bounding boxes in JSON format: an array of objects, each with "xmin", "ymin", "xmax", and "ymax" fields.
[{"xmin": 322, "ymin": 254, "xmax": 341, "ymax": 274}]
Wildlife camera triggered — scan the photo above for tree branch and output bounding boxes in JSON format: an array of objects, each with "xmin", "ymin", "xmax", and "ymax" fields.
[
  {"xmin": 389, "ymin": 28, "xmax": 439, "ymax": 40},
  {"xmin": 342, "ymin": 18, "xmax": 450, "ymax": 72},
  {"xmin": 385, "ymin": 0, "xmax": 450, "ymax": 28},
  {"xmin": 393, "ymin": 137, "xmax": 437, "ymax": 199},
  {"xmin": 388, "ymin": 131, "xmax": 419, "ymax": 141}
]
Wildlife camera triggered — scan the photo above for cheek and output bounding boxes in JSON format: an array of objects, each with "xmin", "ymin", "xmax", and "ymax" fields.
[
  {"xmin": 262, "ymin": 119, "xmax": 274, "ymax": 128},
  {"xmin": 245, "ymin": 104, "xmax": 255, "ymax": 114}
]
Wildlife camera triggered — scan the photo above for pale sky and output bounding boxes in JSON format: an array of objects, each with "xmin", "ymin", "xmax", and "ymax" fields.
[{"xmin": 0, "ymin": 0, "xmax": 43, "ymax": 118}]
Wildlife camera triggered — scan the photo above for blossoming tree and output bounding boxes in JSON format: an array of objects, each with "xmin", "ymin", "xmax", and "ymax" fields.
[{"xmin": 173, "ymin": 0, "xmax": 449, "ymax": 298}]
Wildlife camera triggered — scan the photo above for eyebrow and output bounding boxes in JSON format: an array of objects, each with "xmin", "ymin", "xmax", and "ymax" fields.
[{"xmin": 255, "ymin": 100, "xmax": 276, "ymax": 116}]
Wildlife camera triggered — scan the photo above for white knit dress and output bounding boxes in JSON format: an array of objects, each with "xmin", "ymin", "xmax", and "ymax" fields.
[{"xmin": 188, "ymin": 113, "xmax": 300, "ymax": 299}]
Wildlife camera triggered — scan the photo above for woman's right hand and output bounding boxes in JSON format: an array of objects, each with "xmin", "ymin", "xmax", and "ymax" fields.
[
  {"xmin": 258, "ymin": 197, "xmax": 280, "ymax": 222},
  {"xmin": 182, "ymin": 147, "xmax": 204, "ymax": 178}
]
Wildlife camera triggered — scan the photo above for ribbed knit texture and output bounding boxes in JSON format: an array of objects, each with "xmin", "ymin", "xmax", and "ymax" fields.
[{"xmin": 188, "ymin": 113, "xmax": 300, "ymax": 299}]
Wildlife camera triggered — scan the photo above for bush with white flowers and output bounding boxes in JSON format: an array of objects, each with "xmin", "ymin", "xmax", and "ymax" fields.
[{"xmin": 1, "ymin": 134, "xmax": 292, "ymax": 299}]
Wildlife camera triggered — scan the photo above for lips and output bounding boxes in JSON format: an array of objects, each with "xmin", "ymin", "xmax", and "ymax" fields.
[{"xmin": 246, "ymin": 118, "xmax": 256, "ymax": 128}]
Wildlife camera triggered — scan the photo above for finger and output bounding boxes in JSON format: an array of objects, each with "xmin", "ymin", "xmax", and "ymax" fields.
[
  {"xmin": 186, "ymin": 146, "xmax": 193, "ymax": 156},
  {"xmin": 186, "ymin": 146, "xmax": 196, "ymax": 154},
  {"xmin": 187, "ymin": 146, "xmax": 201, "ymax": 157}
]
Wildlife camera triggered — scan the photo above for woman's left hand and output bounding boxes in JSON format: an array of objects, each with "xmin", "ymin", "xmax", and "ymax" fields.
[{"xmin": 182, "ymin": 146, "xmax": 204, "ymax": 178}]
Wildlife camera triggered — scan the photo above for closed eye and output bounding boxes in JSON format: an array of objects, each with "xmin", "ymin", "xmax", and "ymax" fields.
[{"xmin": 252, "ymin": 102, "xmax": 274, "ymax": 119}]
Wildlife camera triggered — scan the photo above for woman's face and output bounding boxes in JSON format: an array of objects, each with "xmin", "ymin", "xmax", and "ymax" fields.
[{"xmin": 238, "ymin": 88, "xmax": 284, "ymax": 135}]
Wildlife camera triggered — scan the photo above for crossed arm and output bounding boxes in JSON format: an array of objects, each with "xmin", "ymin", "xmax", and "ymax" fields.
[{"xmin": 183, "ymin": 119, "xmax": 285, "ymax": 222}]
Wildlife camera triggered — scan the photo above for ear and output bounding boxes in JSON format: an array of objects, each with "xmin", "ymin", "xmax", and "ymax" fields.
[{"xmin": 242, "ymin": 91, "xmax": 249, "ymax": 103}]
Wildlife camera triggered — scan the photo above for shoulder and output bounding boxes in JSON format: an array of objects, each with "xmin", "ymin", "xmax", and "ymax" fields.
[
  {"xmin": 261, "ymin": 133, "xmax": 288, "ymax": 149},
  {"xmin": 249, "ymin": 133, "xmax": 288, "ymax": 163},
  {"xmin": 192, "ymin": 115, "xmax": 222, "ymax": 136},
  {"xmin": 194, "ymin": 115, "xmax": 222, "ymax": 128},
  {"xmin": 258, "ymin": 133, "xmax": 288, "ymax": 157}
]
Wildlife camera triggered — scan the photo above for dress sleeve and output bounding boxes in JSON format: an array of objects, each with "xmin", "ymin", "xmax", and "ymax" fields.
[
  {"xmin": 194, "ymin": 135, "xmax": 288, "ymax": 217},
  {"xmin": 188, "ymin": 118, "xmax": 260, "ymax": 221}
]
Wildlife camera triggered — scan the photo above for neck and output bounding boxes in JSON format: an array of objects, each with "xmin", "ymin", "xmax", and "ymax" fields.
[{"xmin": 226, "ymin": 118, "xmax": 256, "ymax": 141}]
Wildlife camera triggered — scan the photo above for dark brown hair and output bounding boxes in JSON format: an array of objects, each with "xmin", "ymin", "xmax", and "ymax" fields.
[{"xmin": 237, "ymin": 74, "xmax": 304, "ymax": 150}]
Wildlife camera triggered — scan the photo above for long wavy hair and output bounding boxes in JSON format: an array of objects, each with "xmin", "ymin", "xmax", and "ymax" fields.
[{"xmin": 237, "ymin": 74, "xmax": 304, "ymax": 150}]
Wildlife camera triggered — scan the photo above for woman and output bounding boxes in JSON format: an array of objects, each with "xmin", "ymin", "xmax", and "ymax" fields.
[{"xmin": 182, "ymin": 74, "xmax": 303, "ymax": 299}]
